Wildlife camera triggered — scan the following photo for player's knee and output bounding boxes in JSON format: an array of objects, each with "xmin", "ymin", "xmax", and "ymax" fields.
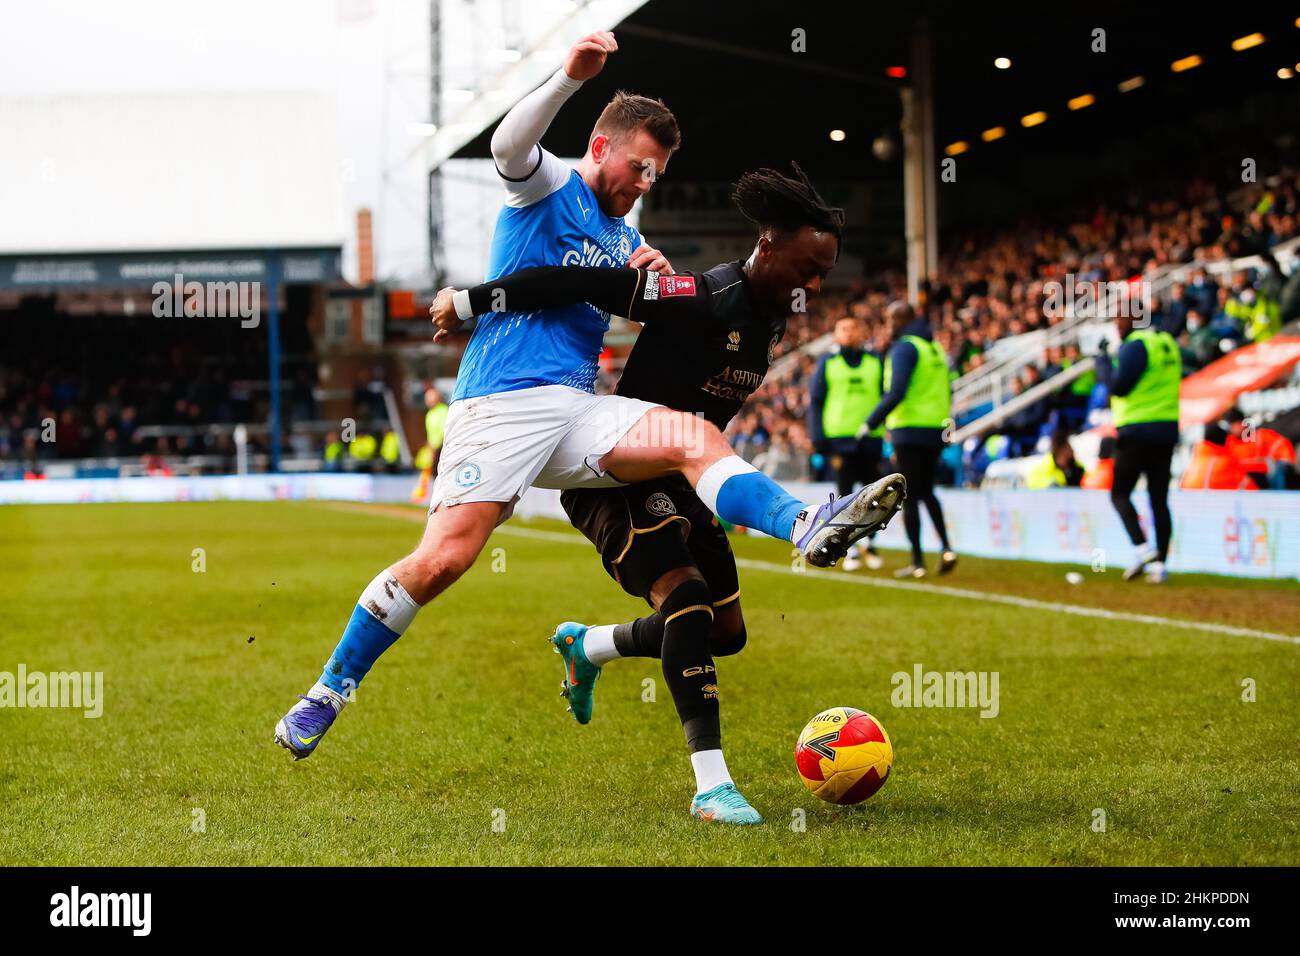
[
  {"xmin": 709, "ymin": 601, "xmax": 746, "ymax": 655},
  {"xmin": 658, "ymin": 576, "xmax": 715, "ymax": 639},
  {"xmin": 649, "ymin": 566, "xmax": 706, "ymax": 609},
  {"xmin": 661, "ymin": 411, "xmax": 725, "ymax": 468},
  {"xmin": 710, "ymin": 619, "xmax": 747, "ymax": 657}
]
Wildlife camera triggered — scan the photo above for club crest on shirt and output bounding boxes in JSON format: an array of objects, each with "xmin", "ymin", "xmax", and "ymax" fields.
[
  {"xmin": 646, "ymin": 492, "xmax": 677, "ymax": 517},
  {"xmin": 619, "ymin": 234, "xmax": 632, "ymax": 259},
  {"xmin": 455, "ymin": 463, "xmax": 482, "ymax": 488}
]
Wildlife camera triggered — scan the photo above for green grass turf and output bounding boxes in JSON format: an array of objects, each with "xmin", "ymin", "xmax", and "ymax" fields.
[{"xmin": 0, "ymin": 500, "xmax": 1296, "ymax": 866}]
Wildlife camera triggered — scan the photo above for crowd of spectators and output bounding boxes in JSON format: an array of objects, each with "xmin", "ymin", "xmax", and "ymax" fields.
[
  {"xmin": 5, "ymin": 153, "xmax": 1297, "ymax": 484},
  {"xmin": 0, "ymin": 316, "xmax": 321, "ymax": 472},
  {"xmin": 722, "ymin": 164, "xmax": 1300, "ymax": 482}
]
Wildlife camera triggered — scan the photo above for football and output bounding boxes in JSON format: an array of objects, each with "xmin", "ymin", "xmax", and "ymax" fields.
[{"xmin": 795, "ymin": 707, "xmax": 894, "ymax": 805}]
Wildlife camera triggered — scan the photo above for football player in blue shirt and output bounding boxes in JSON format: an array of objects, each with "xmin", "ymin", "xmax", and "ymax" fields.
[{"xmin": 276, "ymin": 33, "xmax": 905, "ymax": 769}]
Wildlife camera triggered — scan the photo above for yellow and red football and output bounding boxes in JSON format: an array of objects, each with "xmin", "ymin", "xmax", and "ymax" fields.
[{"xmin": 795, "ymin": 707, "xmax": 893, "ymax": 805}]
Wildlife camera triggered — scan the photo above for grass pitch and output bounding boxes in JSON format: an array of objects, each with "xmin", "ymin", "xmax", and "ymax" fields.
[{"xmin": 1, "ymin": 500, "xmax": 1296, "ymax": 866}]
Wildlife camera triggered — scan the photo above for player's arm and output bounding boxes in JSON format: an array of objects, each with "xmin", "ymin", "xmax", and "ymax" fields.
[
  {"xmin": 491, "ymin": 32, "xmax": 616, "ymax": 207},
  {"xmin": 865, "ymin": 339, "xmax": 917, "ymax": 432},
  {"xmin": 429, "ymin": 267, "xmax": 704, "ymax": 340},
  {"xmin": 1099, "ymin": 339, "xmax": 1147, "ymax": 397},
  {"xmin": 807, "ymin": 355, "xmax": 830, "ymax": 449},
  {"xmin": 464, "ymin": 266, "xmax": 647, "ymax": 320}
]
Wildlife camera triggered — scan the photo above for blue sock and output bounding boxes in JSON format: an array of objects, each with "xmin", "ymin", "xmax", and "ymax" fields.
[
  {"xmin": 715, "ymin": 471, "xmax": 806, "ymax": 540},
  {"xmin": 318, "ymin": 570, "xmax": 420, "ymax": 696},
  {"xmin": 320, "ymin": 605, "xmax": 401, "ymax": 694}
]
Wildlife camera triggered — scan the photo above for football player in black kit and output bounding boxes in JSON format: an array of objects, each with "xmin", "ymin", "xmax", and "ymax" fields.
[{"xmin": 430, "ymin": 164, "xmax": 905, "ymax": 824}]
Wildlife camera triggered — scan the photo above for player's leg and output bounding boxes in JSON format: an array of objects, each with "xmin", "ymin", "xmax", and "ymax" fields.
[
  {"xmin": 550, "ymin": 484, "xmax": 665, "ymax": 724},
  {"xmin": 1142, "ymin": 442, "xmax": 1175, "ymax": 583},
  {"xmin": 601, "ymin": 599, "xmax": 746, "ymax": 661},
  {"xmin": 915, "ymin": 447, "xmax": 957, "ymax": 575},
  {"xmin": 831, "ymin": 446, "xmax": 864, "ymax": 570},
  {"xmin": 859, "ymin": 441, "xmax": 887, "ymax": 569},
  {"xmin": 594, "ymin": 405, "xmax": 905, "ymax": 567},
  {"xmin": 892, "ymin": 444, "xmax": 928, "ymax": 577},
  {"xmin": 1110, "ymin": 436, "xmax": 1156, "ymax": 579},
  {"xmin": 640, "ymin": 566, "xmax": 759, "ymax": 824},
  {"xmin": 601, "ymin": 497, "xmax": 747, "ymax": 662},
  {"xmin": 277, "ymin": 387, "xmax": 565, "ymax": 759},
  {"xmin": 274, "ymin": 500, "xmax": 503, "ymax": 758}
]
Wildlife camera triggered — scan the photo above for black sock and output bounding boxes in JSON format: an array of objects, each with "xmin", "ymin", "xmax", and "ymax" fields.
[
  {"xmin": 657, "ymin": 579, "xmax": 720, "ymax": 753},
  {"xmin": 613, "ymin": 615, "xmax": 664, "ymax": 659},
  {"xmin": 614, "ymin": 612, "xmax": 747, "ymax": 659}
]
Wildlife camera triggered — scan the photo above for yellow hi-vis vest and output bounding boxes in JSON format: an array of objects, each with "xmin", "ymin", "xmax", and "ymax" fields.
[
  {"xmin": 1025, "ymin": 452, "xmax": 1066, "ymax": 489},
  {"xmin": 1248, "ymin": 296, "xmax": 1281, "ymax": 343},
  {"xmin": 380, "ymin": 431, "xmax": 401, "ymax": 464},
  {"xmin": 349, "ymin": 434, "xmax": 377, "ymax": 460},
  {"xmin": 885, "ymin": 335, "xmax": 951, "ymax": 430},
  {"xmin": 823, "ymin": 352, "xmax": 883, "ymax": 438},
  {"xmin": 1110, "ymin": 329, "xmax": 1181, "ymax": 427}
]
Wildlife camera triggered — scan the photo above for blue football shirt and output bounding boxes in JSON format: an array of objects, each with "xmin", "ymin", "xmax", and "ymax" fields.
[{"xmin": 452, "ymin": 169, "xmax": 642, "ymax": 402}]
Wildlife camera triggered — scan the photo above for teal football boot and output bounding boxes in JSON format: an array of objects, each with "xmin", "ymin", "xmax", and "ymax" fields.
[
  {"xmin": 550, "ymin": 621, "xmax": 601, "ymax": 724},
  {"xmin": 690, "ymin": 783, "xmax": 763, "ymax": 825}
]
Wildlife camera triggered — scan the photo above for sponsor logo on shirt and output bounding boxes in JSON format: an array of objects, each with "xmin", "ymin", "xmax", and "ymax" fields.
[
  {"xmin": 727, "ymin": 330, "xmax": 741, "ymax": 352},
  {"xmin": 702, "ymin": 365, "xmax": 765, "ymax": 401},
  {"xmin": 561, "ymin": 238, "xmax": 618, "ymax": 269}
]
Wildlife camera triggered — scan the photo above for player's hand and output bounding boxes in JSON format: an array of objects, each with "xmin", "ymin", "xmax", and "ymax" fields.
[
  {"xmin": 430, "ymin": 287, "xmax": 463, "ymax": 343},
  {"xmin": 564, "ymin": 31, "xmax": 617, "ymax": 82},
  {"xmin": 627, "ymin": 243, "xmax": 673, "ymax": 274}
]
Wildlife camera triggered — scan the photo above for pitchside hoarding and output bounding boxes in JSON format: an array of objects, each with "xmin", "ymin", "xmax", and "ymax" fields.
[
  {"xmin": 1, "ymin": 476, "xmax": 1294, "ymax": 580},
  {"xmin": 514, "ymin": 483, "xmax": 1300, "ymax": 581}
]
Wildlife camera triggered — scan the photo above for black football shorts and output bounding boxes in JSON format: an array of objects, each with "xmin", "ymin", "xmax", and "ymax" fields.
[{"xmin": 560, "ymin": 475, "xmax": 740, "ymax": 607}]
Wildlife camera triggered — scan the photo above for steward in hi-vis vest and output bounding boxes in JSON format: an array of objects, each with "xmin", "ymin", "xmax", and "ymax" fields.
[
  {"xmin": 1095, "ymin": 315, "xmax": 1183, "ymax": 583},
  {"xmin": 866, "ymin": 301, "xmax": 956, "ymax": 579},
  {"xmin": 808, "ymin": 315, "xmax": 887, "ymax": 569}
]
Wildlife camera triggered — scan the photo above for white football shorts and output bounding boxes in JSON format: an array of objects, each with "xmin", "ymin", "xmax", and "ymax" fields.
[{"xmin": 429, "ymin": 384, "xmax": 662, "ymax": 521}]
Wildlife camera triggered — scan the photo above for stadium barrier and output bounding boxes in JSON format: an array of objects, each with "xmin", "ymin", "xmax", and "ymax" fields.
[
  {"xmin": 0, "ymin": 473, "xmax": 376, "ymax": 505},
  {"xmin": 513, "ymin": 482, "xmax": 1298, "ymax": 580},
  {"xmin": 4, "ymin": 475, "xmax": 1294, "ymax": 580}
]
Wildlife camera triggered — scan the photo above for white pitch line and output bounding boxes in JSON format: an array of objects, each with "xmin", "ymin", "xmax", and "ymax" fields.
[
  {"xmin": 320, "ymin": 504, "xmax": 1300, "ymax": 646},
  {"xmin": 492, "ymin": 526, "xmax": 1300, "ymax": 646}
]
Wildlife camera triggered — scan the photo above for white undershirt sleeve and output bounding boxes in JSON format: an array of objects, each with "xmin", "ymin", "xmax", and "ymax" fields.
[{"xmin": 492, "ymin": 68, "xmax": 584, "ymax": 207}]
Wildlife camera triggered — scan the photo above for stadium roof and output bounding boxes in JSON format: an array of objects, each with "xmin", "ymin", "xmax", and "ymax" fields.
[
  {"xmin": 449, "ymin": 1, "xmax": 1300, "ymax": 185},
  {"xmin": 0, "ymin": 91, "xmax": 347, "ymax": 256}
]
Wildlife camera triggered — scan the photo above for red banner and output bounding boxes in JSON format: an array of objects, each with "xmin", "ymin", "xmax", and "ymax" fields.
[{"xmin": 1179, "ymin": 336, "xmax": 1300, "ymax": 425}]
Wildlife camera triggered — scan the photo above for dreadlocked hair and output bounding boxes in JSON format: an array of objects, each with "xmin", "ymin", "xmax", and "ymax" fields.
[{"xmin": 731, "ymin": 161, "xmax": 844, "ymax": 240}]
